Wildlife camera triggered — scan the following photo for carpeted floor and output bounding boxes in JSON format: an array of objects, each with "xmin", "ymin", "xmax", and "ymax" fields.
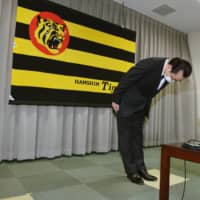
[{"xmin": 0, "ymin": 147, "xmax": 200, "ymax": 200}]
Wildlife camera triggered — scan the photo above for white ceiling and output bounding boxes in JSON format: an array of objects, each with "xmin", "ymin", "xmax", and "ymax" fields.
[{"xmin": 114, "ymin": 0, "xmax": 200, "ymax": 33}]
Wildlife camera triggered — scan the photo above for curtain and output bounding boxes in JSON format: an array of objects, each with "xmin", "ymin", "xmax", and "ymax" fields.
[{"xmin": 0, "ymin": 0, "xmax": 196, "ymax": 161}]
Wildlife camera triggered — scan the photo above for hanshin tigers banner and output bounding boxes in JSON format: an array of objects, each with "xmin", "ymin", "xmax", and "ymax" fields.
[{"xmin": 10, "ymin": 0, "xmax": 136, "ymax": 106}]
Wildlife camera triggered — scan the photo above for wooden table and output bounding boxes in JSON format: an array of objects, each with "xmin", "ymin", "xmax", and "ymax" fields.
[{"xmin": 159, "ymin": 143, "xmax": 200, "ymax": 200}]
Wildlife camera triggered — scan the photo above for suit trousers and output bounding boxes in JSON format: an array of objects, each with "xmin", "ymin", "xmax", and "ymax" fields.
[{"xmin": 117, "ymin": 110, "xmax": 146, "ymax": 175}]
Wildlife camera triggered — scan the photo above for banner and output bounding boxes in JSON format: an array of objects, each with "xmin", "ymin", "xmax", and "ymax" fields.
[{"xmin": 10, "ymin": 0, "xmax": 136, "ymax": 106}]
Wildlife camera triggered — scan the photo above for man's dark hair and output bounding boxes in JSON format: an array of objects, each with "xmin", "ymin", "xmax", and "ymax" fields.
[{"xmin": 169, "ymin": 57, "xmax": 192, "ymax": 78}]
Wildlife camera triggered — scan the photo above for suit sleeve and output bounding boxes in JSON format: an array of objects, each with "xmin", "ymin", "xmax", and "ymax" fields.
[{"xmin": 112, "ymin": 58, "xmax": 155, "ymax": 104}]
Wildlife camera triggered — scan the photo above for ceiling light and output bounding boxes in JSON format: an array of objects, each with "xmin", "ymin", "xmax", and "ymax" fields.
[{"xmin": 152, "ymin": 4, "xmax": 176, "ymax": 16}]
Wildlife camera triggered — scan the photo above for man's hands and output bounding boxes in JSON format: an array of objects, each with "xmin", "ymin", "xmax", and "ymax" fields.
[{"xmin": 112, "ymin": 102, "xmax": 119, "ymax": 113}]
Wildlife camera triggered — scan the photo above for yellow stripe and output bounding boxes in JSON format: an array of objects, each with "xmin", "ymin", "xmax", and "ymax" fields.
[
  {"xmin": 14, "ymin": 37, "xmax": 134, "ymax": 72},
  {"xmin": 11, "ymin": 69, "xmax": 118, "ymax": 94},
  {"xmin": 16, "ymin": 6, "xmax": 136, "ymax": 53}
]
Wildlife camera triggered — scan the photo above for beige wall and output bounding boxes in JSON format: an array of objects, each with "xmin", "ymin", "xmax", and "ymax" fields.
[{"xmin": 188, "ymin": 32, "xmax": 200, "ymax": 134}]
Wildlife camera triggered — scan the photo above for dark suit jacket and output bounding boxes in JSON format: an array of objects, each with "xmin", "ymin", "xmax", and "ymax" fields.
[{"xmin": 112, "ymin": 57, "xmax": 168, "ymax": 117}]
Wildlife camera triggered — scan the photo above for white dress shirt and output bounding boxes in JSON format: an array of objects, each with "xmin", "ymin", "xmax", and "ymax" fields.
[{"xmin": 157, "ymin": 59, "xmax": 170, "ymax": 90}]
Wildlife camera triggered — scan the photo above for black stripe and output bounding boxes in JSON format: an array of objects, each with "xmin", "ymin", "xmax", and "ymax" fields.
[
  {"xmin": 10, "ymin": 86, "xmax": 112, "ymax": 107},
  {"xmin": 18, "ymin": 0, "xmax": 136, "ymax": 41},
  {"xmin": 16, "ymin": 23, "xmax": 135, "ymax": 62},
  {"xmin": 13, "ymin": 54, "xmax": 124, "ymax": 82},
  {"xmin": 15, "ymin": 23, "xmax": 135, "ymax": 62},
  {"xmin": 69, "ymin": 37, "xmax": 135, "ymax": 63},
  {"xmin": 15, "ymin": 23, "xmax": 29, "ymax": 38}
]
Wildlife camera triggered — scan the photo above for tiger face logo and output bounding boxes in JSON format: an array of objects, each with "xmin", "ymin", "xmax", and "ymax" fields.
[{"xmin": 29, "ymin": 12, "xmax": 70, "ymax": 55}]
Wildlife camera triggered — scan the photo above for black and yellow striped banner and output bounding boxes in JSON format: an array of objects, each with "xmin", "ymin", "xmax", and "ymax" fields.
[{"xmin": 10, "ymin": 0, "xmax": 136, "ymax": 106}]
